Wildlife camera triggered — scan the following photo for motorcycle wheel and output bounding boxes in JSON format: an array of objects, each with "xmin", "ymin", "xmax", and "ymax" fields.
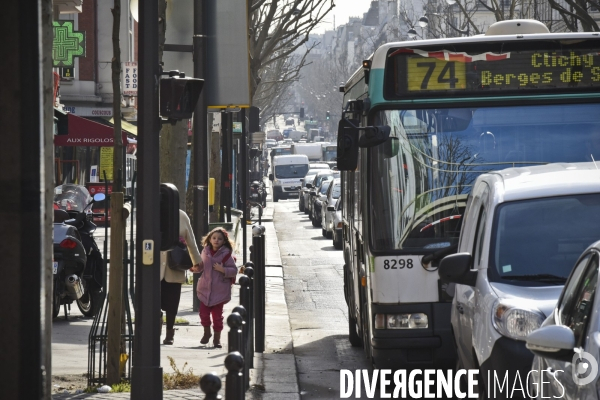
[
  {"xmin": 76, "ymin": 287, "xmax": 98, "ymax": 317},
  {"xmin": 52, "ymin": 277, "xmax": 61, "ymax": 319}
]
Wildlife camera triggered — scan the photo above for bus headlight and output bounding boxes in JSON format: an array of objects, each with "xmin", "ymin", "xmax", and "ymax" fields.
[
  {"xmin": 374, "ymin": 313, "xmax": 429, "ymax": 329},
  {"xmin": 492, "ymin": 299, "xmax": 544, "ymax": 341}
]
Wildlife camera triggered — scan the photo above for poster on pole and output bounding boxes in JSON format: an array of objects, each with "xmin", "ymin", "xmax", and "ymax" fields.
[
  {"xmin": 206, "ymin": 0, "xmax": 251, "ymax": 109},
  {"xmin": 99, "ymin": 147, "xmax": 114, "ymax": 181}
]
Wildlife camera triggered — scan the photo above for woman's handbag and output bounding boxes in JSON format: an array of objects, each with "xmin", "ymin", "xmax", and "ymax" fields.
[{"xmin": 167, "ymin": 242, "xmax": 193, "ymax": 271}]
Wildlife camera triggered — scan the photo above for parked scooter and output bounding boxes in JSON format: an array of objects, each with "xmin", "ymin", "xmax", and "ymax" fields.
[
  {"xmin": 53, "ymin": 184, "xmax": 105, "ymax": 319},
  {"xmin": 249, "ymin": 180, "xmax": 267, "ymax": 208}
]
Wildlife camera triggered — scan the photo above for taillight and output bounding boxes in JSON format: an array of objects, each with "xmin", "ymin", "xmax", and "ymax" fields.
[{"xmin": 60, "ymin": 239, "xmax": 77, "ymax": 249}]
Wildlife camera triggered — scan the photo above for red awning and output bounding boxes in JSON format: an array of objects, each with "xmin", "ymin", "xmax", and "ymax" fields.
[{"xmin": 54, "ymin": 114, "xmax": 128, "ymax": 146}]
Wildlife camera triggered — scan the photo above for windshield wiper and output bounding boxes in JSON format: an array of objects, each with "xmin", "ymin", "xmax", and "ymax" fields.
[{"xmin": 502, "ymin": 273, "xmax": 567, "ymax": 283}]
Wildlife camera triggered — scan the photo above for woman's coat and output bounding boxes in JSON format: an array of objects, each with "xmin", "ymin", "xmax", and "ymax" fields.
[{"xmin": 160, "ymin": 209, "xmax": 202, "ymax": 283}]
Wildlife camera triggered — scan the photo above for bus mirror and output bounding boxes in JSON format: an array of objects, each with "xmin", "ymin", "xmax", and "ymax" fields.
[
  {"xmin": 337, "ymin": 118, "xmax": 359, "ymax": 171},
  {"xmin": 383, "ymin": 137, "xmax": 399, "ymax": 159},
  {"xmin": 359, "ymin": 125, "xmax": 391, "ymax": 148}
]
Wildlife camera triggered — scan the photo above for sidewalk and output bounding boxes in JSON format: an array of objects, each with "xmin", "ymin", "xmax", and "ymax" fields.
[{"xmin": 51, "ymin": 180, "xmax": 301, "ymax": 399}]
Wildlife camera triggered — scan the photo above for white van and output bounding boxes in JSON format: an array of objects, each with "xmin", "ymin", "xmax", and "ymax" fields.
[
  {"xmin": 269, "ymin": 154, "xmax": 309, "ymax": 202},
  {"xmin": 439, "ymin": 162, "xmax": 600, "ymax": 397}
]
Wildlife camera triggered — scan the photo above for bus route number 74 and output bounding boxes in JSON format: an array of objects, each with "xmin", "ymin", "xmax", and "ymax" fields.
[{"xmin": 407, "ymin": 58, "xmax": 466, "ymax": 91}]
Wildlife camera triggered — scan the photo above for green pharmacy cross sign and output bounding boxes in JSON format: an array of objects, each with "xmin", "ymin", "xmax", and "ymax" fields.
[{"xmin": 53, "ymin": 21, "xmax": 85, "ymax": 67}]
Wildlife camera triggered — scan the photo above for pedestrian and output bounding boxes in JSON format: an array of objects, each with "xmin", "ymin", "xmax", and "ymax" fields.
[
  {"xmin": 189, "ymin": 227, "xmax": 238, "ymax": 348},
  {"xmin": 160, "ymin": 209, "xmax": 202, "ymax": 345}
]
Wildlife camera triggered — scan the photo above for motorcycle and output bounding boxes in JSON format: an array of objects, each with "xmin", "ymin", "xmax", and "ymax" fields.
[
  {"xmin": 53, "ymin": 184, "xmax": 105, "ymax": 319},
  {"xmin": 249, "ymin": 180, "xmax": 267, "ymax": 208}
]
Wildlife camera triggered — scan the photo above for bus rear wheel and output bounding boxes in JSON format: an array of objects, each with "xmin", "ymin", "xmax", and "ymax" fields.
[{"xmin": 349, "ymin": 315, "xmax": 362, "ymax": 347}]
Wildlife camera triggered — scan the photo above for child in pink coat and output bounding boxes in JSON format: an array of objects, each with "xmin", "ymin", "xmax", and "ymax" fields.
[{"xmin": 189, "ymin": 227, "xmax": 238, "ymax": 348}]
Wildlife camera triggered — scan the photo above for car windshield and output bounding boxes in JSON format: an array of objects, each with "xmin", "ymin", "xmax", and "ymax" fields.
[
  {"xmin": 314, "ymin": 174, "xmax": 333, "ymax": 187},
  {"xmin": 369, "ymin": 104, "xmax": 600, "ymax": 252},
  {"xmin": 489, "ymin": 194, "xmax": 600, "ymax": 285},
  {"xmin": 275, "ymin": 164, "xmax": 309, "ymax": 179}
]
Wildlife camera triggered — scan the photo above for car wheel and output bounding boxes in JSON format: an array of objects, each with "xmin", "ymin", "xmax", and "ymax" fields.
[
  {"xmin": 312, "ymin": 217, "xmax": 320, "ymax": 227},
  {"xmin": 273, "ymin": 193, "xmax": 279, "ymax": 202},
  {"xmin": 326, "ymin": 228, "xmax": 332, "ymax": 239},
  {"xmin": 322, "ymin": 228, "xmax": 327, "ymax": 237},
  {"xmin": 299, "ymin": 197, "xmax": 304, "ymax": 211},
  {"xmin": 334, "ymin": 232, "xmax": 342, "ymax": 249}
]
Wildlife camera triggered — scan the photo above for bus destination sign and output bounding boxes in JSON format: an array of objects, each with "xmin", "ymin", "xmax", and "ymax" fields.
[{"xmin": 391, "ymin": 47, "xmax": 600, "ymax": 95}]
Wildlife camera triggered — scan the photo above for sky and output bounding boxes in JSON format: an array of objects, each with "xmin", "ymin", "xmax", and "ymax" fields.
[{"xmin": 313, "ymin": 0, "xmax": 374, "ymax": 34}]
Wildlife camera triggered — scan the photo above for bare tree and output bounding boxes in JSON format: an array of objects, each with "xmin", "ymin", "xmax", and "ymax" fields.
[{"xmin": 249, "ymin": 0, "xmax": 335, "ymax": 115}]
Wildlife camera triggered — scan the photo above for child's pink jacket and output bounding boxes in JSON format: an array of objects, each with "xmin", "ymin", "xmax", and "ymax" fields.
[{"xmin": 195, "ymin": 246, "xmax": 238, "ymax": 306}]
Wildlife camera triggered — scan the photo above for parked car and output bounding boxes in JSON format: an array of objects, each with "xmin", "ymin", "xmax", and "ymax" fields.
[
  {"xmin": 299, "ymin": 172, "xmax": 317, "ymax": 212},
  {"xmin": 526, "ymin": 240, "xmax": 600, "ymax": 399},
  {"xmin": 265, "ymin": 139, "xmax": 277, "ymax": 149},
  {"xmin": 331, "ymin": 195, "xmax": 343, "ymax": 250},
  {"xmin": 321, "ymin": 178, "xmax": 341, "ymax": 238},
  {"xmin": 439, "ymin": 162, "xmax": 600, "ymax": 399},
  {"xmin": 310, "ymin": 179, "xmax": 332, "ymax": 227},
  {"xmin": 305, "ymin": 170, "xmax": 334, "ymax": 216}
]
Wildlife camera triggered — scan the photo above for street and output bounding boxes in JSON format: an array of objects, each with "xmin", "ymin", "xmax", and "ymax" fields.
[{"xmin": 272, "ymin": 199, "xmax": 375, "ymax": 399}]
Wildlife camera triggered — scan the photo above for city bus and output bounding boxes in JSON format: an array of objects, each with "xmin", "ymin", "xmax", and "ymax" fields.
[{"xmin": 337, "ymin": 19, "xmax": 600, "ymax": 370}]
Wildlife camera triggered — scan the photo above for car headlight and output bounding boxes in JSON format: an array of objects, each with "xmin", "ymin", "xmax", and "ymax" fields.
[
  {"xmin": 273, "ymin": 179, "xmax": 280, "ymax": 185},
  {"xmin": 492, "ymin": 299, "xmax": 544, "ymax": 341},
  {"xmin": 374, "ymin": 313, "xmax": 428, "ymax": 329}
]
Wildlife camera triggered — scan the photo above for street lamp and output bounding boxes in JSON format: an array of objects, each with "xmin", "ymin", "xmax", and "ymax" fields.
[
  {"xmin": 407, "ymin": 28, "xmax": 417, "ymax": 40},
  {"xmin": 418, "ymin": 16, "xmax": 429, "ymax": 28}
]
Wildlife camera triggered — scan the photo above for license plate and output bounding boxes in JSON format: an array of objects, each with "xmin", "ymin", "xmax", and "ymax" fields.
[{"xmin": 53, "ymin": 261, "xmax": 58, "ymax": 275}]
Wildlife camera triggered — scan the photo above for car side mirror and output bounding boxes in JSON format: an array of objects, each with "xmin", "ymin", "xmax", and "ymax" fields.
[
  {"xmin": 438, "ymin": 253, "xmax": 477, "ymax": 286},
  {"xmin": 269, "ymin": 174, "xmax": 274, "ymax": 181},
  {"xmin": 327, "ymin": 206, "xmax": 335, "ymax": 211},
  {"xmin": 526, "ymin": 325, "xmax": 575, "ymax": 362}
]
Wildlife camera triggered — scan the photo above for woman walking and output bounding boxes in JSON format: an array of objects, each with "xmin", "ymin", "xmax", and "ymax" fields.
[{"xmin": 160, "ymin": 209, "xmax": 201, "ymax": 345}]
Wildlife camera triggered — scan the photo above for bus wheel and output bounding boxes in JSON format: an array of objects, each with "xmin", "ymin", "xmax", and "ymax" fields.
[{"xmin": 349, "ymin": 315, "xmax": 362, "ymax": 347}]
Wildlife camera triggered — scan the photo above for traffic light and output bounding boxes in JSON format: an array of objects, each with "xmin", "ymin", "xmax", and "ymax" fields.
[
  {"xmin": 160, "ymin": 75, "xmax": 204, "ymax": 120},
  {"xmin": 310, "ymin": 116, "xmax": 313, "ymax": 122},
  {"xmin": 326, "ymin": 111, "xmax": 330, "ymax": 120},
  {"xmin": 300, "ymin": 107, "xmax": 305, "ymax": 119}
]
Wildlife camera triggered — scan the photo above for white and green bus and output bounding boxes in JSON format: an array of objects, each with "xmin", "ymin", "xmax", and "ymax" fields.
[{"xmin": 338, "ymin": 19, "xmax": 600, "ymax": 370}]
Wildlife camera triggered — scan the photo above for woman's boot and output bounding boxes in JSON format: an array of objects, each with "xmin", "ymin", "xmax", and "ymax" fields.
[
  {"xmin": 213, "ymin": 330, "xmax": 222, "ymax": 348},
  {"xmin": 163, "ymin": 329, "xmax": 175, "ymax": 345},
  {"xmin": 200, "ymin": 326, "xmax": 212, "ymax": 344}
]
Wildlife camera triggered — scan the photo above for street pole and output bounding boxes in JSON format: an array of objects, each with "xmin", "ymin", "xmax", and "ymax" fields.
[
  {"xmin": 241, "ymin": 109, "xmax": 247, "ymax": 263},
  {"xmin": 220, "ymin": 111, "xmax": 230, "ymax": 222},
  {"xmin": 131, "ymin": 0, "xmax": 163, "ymax": 398},
  {"xmin": 192, "ymin": 0, "xmax": 209, "ymax": 312}
]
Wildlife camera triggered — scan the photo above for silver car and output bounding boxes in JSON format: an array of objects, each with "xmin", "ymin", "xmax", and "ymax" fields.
[
  {"xmin": 440, "ymin": 163, "xmax": 600, "ymax": 398},
  {"xmin": 331, "ymin": 195, "xmax": 343, "ymax": 250},
  {"xmin": 526, "ymin": 241, "xmax": 600, "ymax": 399},
  {"xmin": 321, "ymin": 178, "xmax": 341, "ymax": 238},
  {"xmin": 305, "ymin": 170, "xmax": 334, "ymax": 216},
  {"xmin": 311, "ymin": 179, "xmax": 331, "ymax": 228}
]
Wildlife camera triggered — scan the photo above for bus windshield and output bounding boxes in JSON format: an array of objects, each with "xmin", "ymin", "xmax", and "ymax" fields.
[{"xmin": 369, "ymin": 103, "xmax": 600, "ymax": 252}]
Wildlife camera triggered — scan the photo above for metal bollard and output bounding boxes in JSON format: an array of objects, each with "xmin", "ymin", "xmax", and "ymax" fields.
[
  {"xmin": 252, "ymin": 226, "xmax": 266, "ymax": 353},
  {"xmin": 243, "ymin": 265, "xmax": 255, "ymax": 369},
  {"xmin": 235, "ymin": 295, "xmax": 250, "ymax": 392},
  {"xmin": 240, "ymin": 272, "xmax": 254, "ymax": 370},
  {"xmin": 199, "ymin": 372, "xmax": 222, "ymax": 400},
  {"xmin": 227, "ymin": 312, "xmax": 243, "ymax": 354},
  {"xmin": 232, "ymin": 305, "xmax": 247, "ymax": 397},
  {"xmin": 224, "ymin": 352, "xmax": 244, "ymax": 400},
  {"xmin": 232, "ymin": 305, "xmax": 247, "ymax": 361}
]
